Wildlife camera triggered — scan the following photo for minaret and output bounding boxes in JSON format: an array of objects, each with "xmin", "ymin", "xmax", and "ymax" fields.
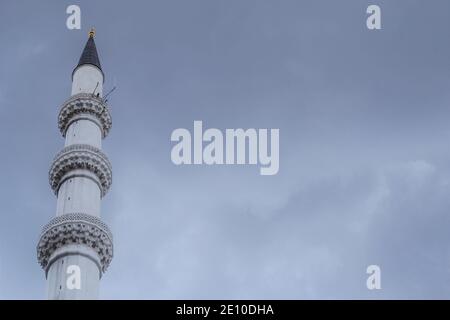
[{"xmin": 37, "ymin": 29, "xmax": 113, "ymax": 300}]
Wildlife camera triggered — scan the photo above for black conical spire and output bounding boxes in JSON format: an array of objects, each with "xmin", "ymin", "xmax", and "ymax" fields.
[{"xmin": 74, "ymin": 28, "xmax": 103, "ymax": 73}]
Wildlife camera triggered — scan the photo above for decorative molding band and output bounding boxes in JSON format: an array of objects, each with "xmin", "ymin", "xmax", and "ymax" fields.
[
  {"xmin": 49, "ymin": 144, "xmax": 112, "ymax": 197},
  {"xmin": 58, "ymin": 93, "xmax": 112, "ymax": 138},
  {"xmin": 37, "ymin": 213, "xmax": 113, "ymax": 273}
]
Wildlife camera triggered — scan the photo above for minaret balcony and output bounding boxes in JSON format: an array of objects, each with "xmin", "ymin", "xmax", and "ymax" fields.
[
  {"xmin": 37, "ymin": 213, "xmax": 113, "ymax": 274},
  {"xmin": 49, "ymin": 144, "xmax": 112, "ymax": 197},
  {"xmin": 58, "ymin": 93, "xmax": 112, "ymax": 139}
]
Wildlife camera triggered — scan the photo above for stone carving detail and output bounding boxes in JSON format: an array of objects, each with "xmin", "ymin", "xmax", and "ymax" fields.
[
  {"xmin": 49, "ymin": 144, "xmax": 112, "ymax": 197},
  {"xmin": 58, "ymin": 93, "xmax": 112, "ymax": 138},
  {"xmin": 37, "ymin": 213, "xmax": 113, "ymax": 273}
]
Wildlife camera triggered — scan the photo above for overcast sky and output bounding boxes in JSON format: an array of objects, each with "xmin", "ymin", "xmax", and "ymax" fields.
[{"xmin": 1, "ymin": 0, "xmax": 450, "ymax": 299}]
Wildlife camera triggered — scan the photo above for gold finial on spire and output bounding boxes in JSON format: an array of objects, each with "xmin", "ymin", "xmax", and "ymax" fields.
[{"xmin": 89, "ymin": 28, "xmax": 96, "ymax": 38}]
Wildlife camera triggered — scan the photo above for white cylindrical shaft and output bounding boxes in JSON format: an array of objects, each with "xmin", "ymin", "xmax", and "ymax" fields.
[
  {"xmin": 47, "ymin": 62, "xmax": 106, "ymax": 300},
  {"xmin": 46, "ymin": 245, "xmax": 100, "ymax": 300},
  {"xmin": 65, "ymin": 119, "xmax": 102, "ymax": 149},
  {"xmin": 71, "ymin": 65, "xmax": 103, "ymax": 97},
  {"xmin": 56, "ymin": 173, "xmax": 101, "ymax": 217}
]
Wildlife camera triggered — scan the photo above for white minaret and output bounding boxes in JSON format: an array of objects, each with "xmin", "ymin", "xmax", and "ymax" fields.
[{"xmin": 37, "ymin": 29, "xmax": 113, "ymax": 300}]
